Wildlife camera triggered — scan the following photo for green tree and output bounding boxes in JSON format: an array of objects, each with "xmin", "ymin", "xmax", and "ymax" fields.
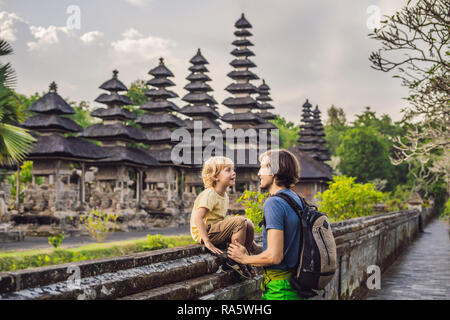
[
  {"xmin": 269, "ymin": 115, "xmax": 300, "ymax": 149},
  {"xmin": 316, "ymin": 175, "xmax": 386, "ymax": 221},
  {"xmin": 337, "ymin": 126, "xmax": 397, "ymax": 190}
]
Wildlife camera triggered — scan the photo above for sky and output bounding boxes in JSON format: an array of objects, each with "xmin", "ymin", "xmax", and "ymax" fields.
[{"xmin": 0, "ymin": 0, "xmax": 409, "ymax": 125}]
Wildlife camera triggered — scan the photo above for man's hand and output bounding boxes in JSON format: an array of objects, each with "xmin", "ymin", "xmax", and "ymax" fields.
[
  {"xmin": 227, "ymin": 239, "xmax": 249, "ymax": 264},
  {"xmin": 204, "ymin": 240, "xmax": 223, "ymax": 255}
]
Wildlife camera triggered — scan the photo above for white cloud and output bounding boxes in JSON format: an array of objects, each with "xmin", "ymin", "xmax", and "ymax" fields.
[
  {"xmin": 125, "ymin": 0, "xmax": 152, "ymax": 7},
  {"xmin": 0, "ymin": 11, "xmax": 25, "ymax": 41},
  {"xmin": 110, "ymin": 28, "xmax": 176, "ymax": 62},
  {"xmin": 27, "ymin": 25, "xmax": 72, "ymax": 51},
  {"xmin": 80, "ymin": 30, "xmax": 104, "ymax": 44}
]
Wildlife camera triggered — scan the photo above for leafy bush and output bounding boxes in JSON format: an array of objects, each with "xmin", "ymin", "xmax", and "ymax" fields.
[
  {"xmin": 440, "ymin": 198, "xmax": 450, "ymax": 220},
  {"xmin": 315, "ymin": 175, "xmax": 387, "ymax": 221},
  {"xmin": 237, "ymin": 190, "xmax": 269, "ymax": 233},
  {"xmin": 142, "ymin": 234, "xmax": 168, "ymax": 250},
  {"xmin": 79, "ymin": 209, "xmax": 119, "ymax": 242},
  {"xmin": 48, "ymin": 233, "xmax": 64, "ymax": 249}
]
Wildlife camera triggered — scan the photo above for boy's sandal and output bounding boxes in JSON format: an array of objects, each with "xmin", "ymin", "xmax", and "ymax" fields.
[{"xmin": 225, "ymin": 258, "xmax": 252, "ymax": 280}]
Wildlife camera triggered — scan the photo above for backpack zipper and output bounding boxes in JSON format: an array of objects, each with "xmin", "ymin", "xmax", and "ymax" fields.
[{"xmin": 318, "ymin": 227, "xmax": 330, "ymax": 265}]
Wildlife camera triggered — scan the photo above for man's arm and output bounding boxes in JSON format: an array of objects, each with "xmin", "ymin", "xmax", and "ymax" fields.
[{"xmin": 228, "ymin": 228, "xmax": 284, "ymax": 267}]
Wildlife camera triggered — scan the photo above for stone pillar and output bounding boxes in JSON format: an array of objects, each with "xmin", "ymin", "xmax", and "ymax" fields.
[
  {"xmin": 80, "ymin": 162, "xmax": 86, "ymax": 204},
  {"xmin": 136, "ymin": 169, "xmax": 142, "ymax": 207},
  {"xmin": 15, "ymin": 164, "xmax": 20, "ymax": 210}
]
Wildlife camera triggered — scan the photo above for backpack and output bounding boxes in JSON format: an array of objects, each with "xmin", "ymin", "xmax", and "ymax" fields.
[{"xmin": 262, "ymin": 192, "xmax": 337, "ymax": 298}]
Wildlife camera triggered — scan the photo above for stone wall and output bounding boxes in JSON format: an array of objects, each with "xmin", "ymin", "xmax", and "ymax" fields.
[
  {"xmin": 0, "ymin": 207, "xmax": 436, "ymax": 300},
  {"xmin": 321, "ymin": 206, "xmax": 434, "ymax": 299}
]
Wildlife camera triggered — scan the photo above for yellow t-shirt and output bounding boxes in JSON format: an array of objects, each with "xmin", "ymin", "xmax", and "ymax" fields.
[{"xmin": 190, "ymin": 188, "xmax": 229, "ymax": 243}]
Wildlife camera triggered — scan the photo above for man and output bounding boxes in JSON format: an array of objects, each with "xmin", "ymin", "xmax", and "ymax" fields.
[{"xmin": 227, "ymin": 149, "xmax": 307, "ymax": 300}]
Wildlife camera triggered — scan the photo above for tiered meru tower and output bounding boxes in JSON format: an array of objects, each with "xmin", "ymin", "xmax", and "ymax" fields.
[
  {"xmin": 297, "ymin": 99, "xmax": 331, "ymax": 162},
  {"xmin": 221, "ymin": 13, "xmax": 265, "ymax": 130},
  {"xmin": 180, "ymin": 49, "xmax": 223, "ymax": 193},
  {"xmin": 136, "ymin": 58, "xmax": 185, "ymax": 210},
  {"xmin": 80, "ymin": 70, "xmax": 158, "ymax": 210}
]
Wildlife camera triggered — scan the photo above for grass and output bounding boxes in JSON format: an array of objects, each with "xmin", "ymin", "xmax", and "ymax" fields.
[{"xmin": 0, "ymin": 234, "xmax": 196, "ymax": 272}]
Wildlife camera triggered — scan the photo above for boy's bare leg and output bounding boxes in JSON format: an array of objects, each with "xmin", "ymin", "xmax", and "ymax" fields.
[{"xmin": 231, "ymin": 224, "xmax": 247, "ymax": 250}]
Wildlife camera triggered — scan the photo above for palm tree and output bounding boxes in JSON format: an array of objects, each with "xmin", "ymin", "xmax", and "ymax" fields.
[{"xmin": 0, "ymin": 39, "xmax": 35, "ymax": 166}]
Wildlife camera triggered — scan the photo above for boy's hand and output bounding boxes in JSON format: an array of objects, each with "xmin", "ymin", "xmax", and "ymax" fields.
[
  {"xmin": 204, "ymin": 240, "xmax": 223, "ymax": 255},
  {"xmin": 227, "ymin": 239, "xmax": 249, "ymax": 264}
]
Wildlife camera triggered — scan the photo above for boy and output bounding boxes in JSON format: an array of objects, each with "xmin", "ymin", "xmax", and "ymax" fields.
[{"xmin": 190, "ymin": 156, "xmax": 257, "ymax": 277}]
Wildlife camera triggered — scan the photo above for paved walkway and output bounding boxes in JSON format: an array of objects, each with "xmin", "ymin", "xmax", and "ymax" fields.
[
  {"xmin": 0, "ymin": 225, "xmax": 190, "ymax": 252},
  {"xmin": 366, "ymin": 218, "xmax": 450, "ymax": 300}
]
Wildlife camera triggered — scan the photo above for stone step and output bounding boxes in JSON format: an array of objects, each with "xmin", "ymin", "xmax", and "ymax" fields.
[
  {"xmin": 0, "ymin": 244, "xmax": 206, "ymax": 294},
  {"xmin": 118, "ymin": 270, "xmax": 240, "ymax": 300},
  {"xmin": 198, "ymin": 275, "xmax": 263, "ymax": 300},
  {"xmin": 0, "ymin": 253, "xmax": 225, "ymax": 300}
]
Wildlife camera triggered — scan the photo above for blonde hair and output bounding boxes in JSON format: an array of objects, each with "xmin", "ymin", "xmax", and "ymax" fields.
[{"xmin": 202, "ymin": 156, "xmax": 234, "ymax": 188}]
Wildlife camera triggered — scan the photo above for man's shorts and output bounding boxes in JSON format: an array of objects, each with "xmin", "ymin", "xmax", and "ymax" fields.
[{"xmin": 206, "ymin": 216, "xmax": 247, "ymax": 245}]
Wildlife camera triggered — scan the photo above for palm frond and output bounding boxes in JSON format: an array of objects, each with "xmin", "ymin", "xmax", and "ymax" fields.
[
  {"xmin": 0, "ymin": 123, "xmax": 36, "ymax": 166},
  {"xmin": 0, "ymin": 40, "xmax": 13, "ymax": 57}
]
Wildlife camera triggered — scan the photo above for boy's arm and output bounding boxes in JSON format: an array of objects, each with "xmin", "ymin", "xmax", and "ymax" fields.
[{"xmin": 193, "ymin": 207, "xmax": 223, "ymax": 255}]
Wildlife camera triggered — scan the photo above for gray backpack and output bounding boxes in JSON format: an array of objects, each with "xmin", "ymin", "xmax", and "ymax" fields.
[{"xmin": 271, "ymin": 192, "xmax": 337, "ymax": 298}]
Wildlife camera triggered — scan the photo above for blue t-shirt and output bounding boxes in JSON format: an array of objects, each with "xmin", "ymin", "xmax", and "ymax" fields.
[{"xmin": 262, "ymin": 189, "xmax": 303, "ymax": 271}]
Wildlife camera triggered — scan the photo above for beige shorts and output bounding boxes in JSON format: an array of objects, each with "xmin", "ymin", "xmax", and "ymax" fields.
[{"xmin": 206, "ymin": 216, "xmax": 247, "ymax": 245}]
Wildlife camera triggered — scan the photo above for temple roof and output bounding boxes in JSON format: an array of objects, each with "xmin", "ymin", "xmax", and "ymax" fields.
[
  {"xmin": 148, "ymin": 58, "xmax": 174, "ymax": 77},
  {"xmin": 145, "ymin": 88, "xmax": 178, "ymax": 100},
  {"xmin": 183, "ymin": 118, "xmax": 222, "ymax": 131},
  {"xmin": 257, "ymin": 111, "xmax": 277, "ymax": 120},
  {"xmin": 135, "ymin": 113, "xmax": 186, "ymax": 128},
  {"xmin": 94, "ymin": 92, "xmax": 133, "ymax": 107},
  {"xmin": 23, "ymin": 114, "xmax": 82, "ymax": 133},
  {"xmin": 79, "ymin": 123, "xmax": 148, "ymax": 143},
  {"xmin": 287, "ymin": 147, "xmax": 332, "ymax": 180},
  {"xmin": 230, "ymin": 58, "xmax": 257, "ymax": 69},
  {"xmin": 145, "ymin": 128, "xmax": 175, "ymax": 143},
  {"xmin": 225, "ymin": 83, "xmax": 258, "ymax": 95},
  {"xmin": 96, "ymin": 146, "xmax": 159, "ymax": 167},
  {"xmin": 189, "ymin": 49, "xmax": 209, "ymax": 65},
  {"xmin": 232, "ymin": 39, "xmax": 254, "ymax": 47},
  {"xmin": 180, "ymin": 105, "xmax": 221, "ymax": 118},
  {"xmin": 99, "ymin": 70, "xmax": 128, "ymax": 92},
  {"xmin": 140, "ymin": 100, "xmax": 181, "ymax": 113},
  {"xmin": 29, "ymin": 82, "xmax": 75, "ymax": 115},
  {"xmin": 231, "ymin": 48, "xmax": 255, "ymax": 57},
  {"xmin": 184, "ymin": 82, "xmax": 213, "ymax": 92},
  {"xmin": 91, "ymin": 106, "xmax": 136, "ymax": 121},
  {"xmin": 146, "ymin": 77, "xmax": 175, "ymax": 88},
  {"xmin": 227, "ymin": 70, "xmax": 259, "ymax": 81},
  {"xmin": 222, "ymin": 96, "xmax": 258, "ymax": 108},
  {"xmin": 234, "ymin": 29, "xmax": 252, "ymax": 37},
  {"xmin": 26, "ymin": 134, "xmax": 107, "ymax": 161},
  {"xmin": 186, "ymin": 73, "xmax": 212, "ymax": 82},
  {"xmin": 221, "ymin": 112, "xmax": 265, "ymax": 124},
  {"xmin": 188, "ymin": 64, "xmax": 209, "ymax": 73},
  {"xmin": 235, "ymin": 13, "xmax": 252, "ymax": 29}
]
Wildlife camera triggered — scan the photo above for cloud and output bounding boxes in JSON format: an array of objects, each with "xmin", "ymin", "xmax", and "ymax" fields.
[
  {"xmin": 80, "ymin": 30, "xmax": 104, "ymax": 44},
  {"xmin": 0, "ymin": 11, "xmax": 25, "ymax": 41},
  {"xmin": 27, "ymin": 25, "xmax": 72, "ymax": 51},
  {"xmin": 110, "ymin": 28, "xmax": 176, "ymax": 63}
]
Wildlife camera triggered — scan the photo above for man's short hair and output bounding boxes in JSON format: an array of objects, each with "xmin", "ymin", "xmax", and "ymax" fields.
[{"xmin": 259, "ymin": 149, "xmax": 300, "ymax": 188}]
